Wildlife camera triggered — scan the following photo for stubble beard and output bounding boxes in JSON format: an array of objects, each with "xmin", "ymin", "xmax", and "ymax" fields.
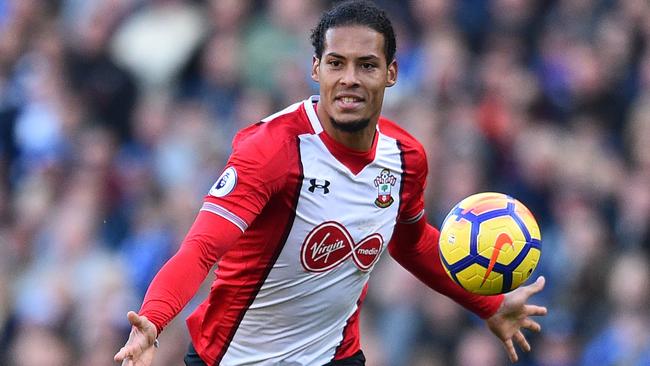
[{"xmin": 329, "ymin": 117, "xmax": 371, "ymax": 133}]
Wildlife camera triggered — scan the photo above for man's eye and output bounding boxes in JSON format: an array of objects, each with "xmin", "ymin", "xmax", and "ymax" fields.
[
  {"xmin": 361, "ymin": 63, "xmax": 376, "ymax": 70},
  {"xmin": 329, "ymin": 60, "xmax": 342, "ymax": 67}
]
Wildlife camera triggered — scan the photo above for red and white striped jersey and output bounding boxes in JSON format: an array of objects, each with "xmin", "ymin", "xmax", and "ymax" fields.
[{"xmin": 187, "ymin": 96, "xmax": 427, "ymax": 365}]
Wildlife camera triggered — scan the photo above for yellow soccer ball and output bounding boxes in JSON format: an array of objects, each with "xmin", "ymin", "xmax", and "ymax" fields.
[{"xmin": 438, "ymin": 192, "xmax": 542, "ymax": 295}]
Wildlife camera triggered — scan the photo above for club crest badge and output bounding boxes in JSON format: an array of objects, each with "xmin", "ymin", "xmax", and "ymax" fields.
[{"xmin": 374, "ymin": 169, "xmax": 396, "ymax": 208}]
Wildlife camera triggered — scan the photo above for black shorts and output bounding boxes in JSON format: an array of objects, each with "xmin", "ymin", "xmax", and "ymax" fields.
[{"xmin": 184, "ymin": 342, "xmax": 366, "ymax": 366}]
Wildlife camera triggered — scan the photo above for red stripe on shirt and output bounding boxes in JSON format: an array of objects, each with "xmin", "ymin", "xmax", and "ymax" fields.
[
  {"xmin": 333, "ymin": 283, "xmax": 369, "ymax": 360},
  {"xmin": 187, "ymin": 136, "xmax": 305, "ymax": 365}
]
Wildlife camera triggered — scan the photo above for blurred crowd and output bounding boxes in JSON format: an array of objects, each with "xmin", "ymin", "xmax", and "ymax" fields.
[{"xmin": 0, "ymin": 0, "xmax": 649, "ymax": 365}]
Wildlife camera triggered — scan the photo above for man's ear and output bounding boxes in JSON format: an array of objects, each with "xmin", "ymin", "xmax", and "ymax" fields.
[
  {"xmin": 386, "ymin": 59, "xmax": 398, "ymax": 87},
  {"xmin": 311, "ymin": 55, "xmax": 320, "ymax": 83}
]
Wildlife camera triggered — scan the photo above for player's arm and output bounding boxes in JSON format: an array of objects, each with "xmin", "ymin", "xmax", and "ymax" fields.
[
  {"xmin": 387, "ymin": 217, "xmax": 504, "ymax": 318},
  {"xmin": 387, "ymin": 138, "xmax": 503, "ymax": 317},
  {"xmin": 114, "ymin": 211, "xmax": 243, "ymax": 365},
  {"xmin": 139, "ymin": 211, "xmax": 243, "ymax": 332},
  {"xmin": 115, "ymin": 123, "xmax": 292, "ymax": 365},
  {"xmin": 388, "ymin": 218, "xmax": 547, "ymax": 362}
]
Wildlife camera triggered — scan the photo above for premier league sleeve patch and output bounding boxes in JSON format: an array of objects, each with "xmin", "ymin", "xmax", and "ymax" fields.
[{"xmin": 209, "ymin": 167, "xmax": 238, "ymax": 197}]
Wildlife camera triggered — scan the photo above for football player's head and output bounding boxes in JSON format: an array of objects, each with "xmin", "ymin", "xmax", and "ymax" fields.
[{"xmin": 310, "ymin": 1, "xmax": 398, "ymax": 134}]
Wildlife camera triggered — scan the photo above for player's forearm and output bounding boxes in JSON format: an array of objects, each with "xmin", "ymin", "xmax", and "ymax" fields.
[
  {"xmin": 139, "ymin": 210, "xmax": 243, "ymax": 334},
  {"xmin": 388, "ymin": 220, "xmax": 503, "ymax": 319},
  {"xmin": 139, "ymin": 243, "xmax": 212, "ymax": 334}
]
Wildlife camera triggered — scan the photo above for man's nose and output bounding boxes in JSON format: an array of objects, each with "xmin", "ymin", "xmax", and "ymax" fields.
[{"xmin": 339, "ymin": 65, "xmax": 360, "ymax": 87}]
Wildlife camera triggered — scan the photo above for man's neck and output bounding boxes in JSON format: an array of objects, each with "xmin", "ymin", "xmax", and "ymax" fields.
[{"xmin": 316, "ymin": 105, "xmax": 378, "ymax": 152}]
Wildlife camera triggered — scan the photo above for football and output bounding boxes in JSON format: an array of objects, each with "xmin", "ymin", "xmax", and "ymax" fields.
[{"xmin": 438, "ymin": 192, "xmax": 542, "ymax": 295}]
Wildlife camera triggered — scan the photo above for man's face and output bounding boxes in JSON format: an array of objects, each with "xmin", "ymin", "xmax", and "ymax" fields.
[{"xmin": 311, "ymin": 25, "xmax": 397, "ymax": 131}]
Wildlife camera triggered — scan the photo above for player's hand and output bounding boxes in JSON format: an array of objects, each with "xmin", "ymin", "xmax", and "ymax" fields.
[
  {"xmin": 114, "ymin": 311, "xmax": 158, "ymax": 366},
  {"xmin": 486, "ymin": 276, "xmax": 547, "ymax": 363}
]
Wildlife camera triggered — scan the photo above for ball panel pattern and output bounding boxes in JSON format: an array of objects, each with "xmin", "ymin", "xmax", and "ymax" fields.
[{"xmin": 438, "ymin": 192, "xmax": 542, "ymax": 294}]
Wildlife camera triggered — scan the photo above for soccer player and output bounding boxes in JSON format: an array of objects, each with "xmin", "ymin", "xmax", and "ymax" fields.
[{"xmin": 114, "ymin": 1, "xmax": 547, "ymax": 365}]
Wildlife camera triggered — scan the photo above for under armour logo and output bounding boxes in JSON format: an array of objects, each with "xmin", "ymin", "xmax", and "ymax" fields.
[{"xmin": 308, "ymin": 179, "xmax": 330, "ymax": 194}]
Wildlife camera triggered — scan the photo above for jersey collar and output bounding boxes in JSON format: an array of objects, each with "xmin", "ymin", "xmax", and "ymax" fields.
[
  {"xmin": 303, "ymin": 95, "xmax": 323, "ymax": 134},
  {"xmin": 303, "ymin": 95, "xmax": 378, "ymax": 175}
]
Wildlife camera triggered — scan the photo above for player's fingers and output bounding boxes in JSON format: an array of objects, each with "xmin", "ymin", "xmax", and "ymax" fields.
[
  {"xmin": 514, "ymin": 330, "xmax": 530, "ymax": 352},
  {"xmin": 524, "ymin": 304, "xmax": 548, "ymax": 316},
  {"xmin": 525, "ymin": 276, "xmax": 545, "ymax": 296},
  {"xmin": 114, "ymin": 344, "xmax": 142, "ymax": 362},
  {"xmin": 127, "ymin": 311, "xmax": 145, "ymax": 328},
  {"xmin": 114, "ymin": 346, "xmax": 130, "ymax": 362},
  {"xmin": 503, "ymin": 338, "xmax": 518, "ymax": 363},
  {"xmin": 114, "ymin": 347, "xmax": 126, "ymax": 361},
  {"xmin": 522, "ymin": 318, "xmax": 541, "ymax": 332}
]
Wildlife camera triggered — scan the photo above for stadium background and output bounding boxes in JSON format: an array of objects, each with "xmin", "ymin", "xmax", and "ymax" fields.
[{"xmin": 0, "ymin": 0, "xmax": 649, "ymax": 365}]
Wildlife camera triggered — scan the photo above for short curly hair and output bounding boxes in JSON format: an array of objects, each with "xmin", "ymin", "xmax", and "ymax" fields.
[{"xmin": 310, "ymin": 0, "xmax": 396, "ymax": 63}]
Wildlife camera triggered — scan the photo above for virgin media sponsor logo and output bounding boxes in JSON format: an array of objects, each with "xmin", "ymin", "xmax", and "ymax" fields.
[{"xmin": 301, "ymin": 221, "xmax": 383, "ymax": 272}]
